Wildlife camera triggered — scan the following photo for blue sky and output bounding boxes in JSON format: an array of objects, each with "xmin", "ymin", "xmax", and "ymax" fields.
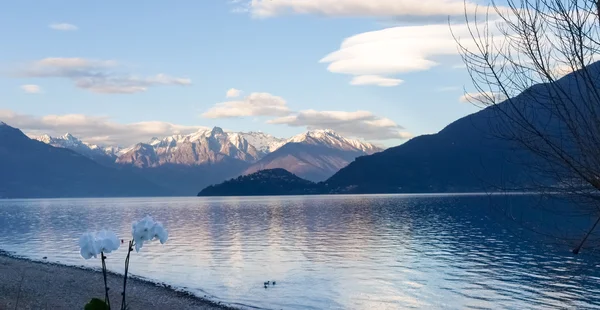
[{"xmin": 0, "ymin": 0, "xmax": 482, "ymax": 147}]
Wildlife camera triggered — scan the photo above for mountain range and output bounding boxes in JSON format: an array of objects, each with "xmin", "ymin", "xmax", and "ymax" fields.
[
  {"xmin": 200, "ymin": 62, "xmax": 600, "ymax": 196},
  {"xmin": 243, "ymin": 129, "xmax": 381, "ymax": 181},
  {"xmin": 2, "ymin": 126, "xmax": 380, "ymax": 197},
  {"xmin": 7, "ymin": 61, "xmax": 590, "ymax": 198}
]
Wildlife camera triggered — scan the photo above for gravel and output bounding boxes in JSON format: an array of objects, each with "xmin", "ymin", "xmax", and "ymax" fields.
[{"xmin": 0, "ymin": 254, "xmax": 236, "ymax": 310}]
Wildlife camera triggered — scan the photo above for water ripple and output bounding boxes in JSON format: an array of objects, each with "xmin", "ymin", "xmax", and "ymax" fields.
[{"xmin": 0, "ymin": 195, "xmax": 599, "ymax": 309}]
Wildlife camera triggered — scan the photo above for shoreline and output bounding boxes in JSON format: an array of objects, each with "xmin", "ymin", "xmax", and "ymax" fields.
[{"xmin": 0, "ymin": 251, "xmax": 240, "ymax": 310}]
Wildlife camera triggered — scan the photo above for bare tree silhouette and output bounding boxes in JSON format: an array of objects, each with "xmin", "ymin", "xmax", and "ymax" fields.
[{"xmin": 454, "ymin": 0, "xmax": 600, "ymax": 254}]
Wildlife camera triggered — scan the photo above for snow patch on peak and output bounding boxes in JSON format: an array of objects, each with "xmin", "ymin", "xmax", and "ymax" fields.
[
  {"xmin": 37, "ymin": 134, "xmax": 53, "ymax": 144},
  {"xmin": 288, "ymin": 129, "xmax": 381, "ymax": 154},
  {"xmin": 34, "ymin": 133, "xmax": 121, "ymax": 160},
  {"xmin": 238, "ymin": 131, "xmax": 286, "ymax": 154}
]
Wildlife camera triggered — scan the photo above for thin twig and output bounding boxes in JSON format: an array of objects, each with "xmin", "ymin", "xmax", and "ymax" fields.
[{"xmin": 573, "ymin": 214, "xmax": 600, "ymax": 254}]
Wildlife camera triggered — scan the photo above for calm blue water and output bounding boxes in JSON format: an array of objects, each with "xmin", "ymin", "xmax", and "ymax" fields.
[{"xmin": 0, "ymin": 194, "xmax": 599, "ymax": 309}]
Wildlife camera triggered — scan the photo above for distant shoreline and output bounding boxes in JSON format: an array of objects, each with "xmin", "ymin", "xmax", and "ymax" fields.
[
  {"xmin": 0, "ymin": 250, "xmax": 237, "ymax": 310},
  {"xmin": 0, "ymin": 191, "xmax": 538, "ymax": 200},
  {"xmin": 198, "ymin": 191, "xmax": 537, "ymax": 198}
]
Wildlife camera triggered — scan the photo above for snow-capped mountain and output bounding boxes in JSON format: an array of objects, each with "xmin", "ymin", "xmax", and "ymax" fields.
[
  {"xmin": 243, "ymin": 129, "xmax": 383, "ymax": 182},
  {"xmin": 36, "ymin": 133, "xmax": 82, "ymax": 148},
  {"xmin": 34, "ymin": 129, "xmax": 382, "ymax": 168},
  {"xmin": 98, "ymin": 145, "xmax": 124, "ymax": 157},
  {"xmin": 34, "ymin": 133, "xmax": 120, "ymax": 165},
  {"xmin": 33, "ymin": 127, "xmax": 385, "ymax": 189},
  {"xmin": 116, "ymin": 127, "xmax": 261, "ymax": 168},
  {"xmin": 238, "ymin": 131, "xmax": 286, "ymax": 155},
  {"xmin": 286, "ymin": 129, "xmax": 381, "ymax": 154}
]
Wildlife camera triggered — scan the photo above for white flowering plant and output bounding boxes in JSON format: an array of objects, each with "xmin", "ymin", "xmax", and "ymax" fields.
[{"xmin": 79, "ymin": 215, "xmax": 168, "ymax": 310}]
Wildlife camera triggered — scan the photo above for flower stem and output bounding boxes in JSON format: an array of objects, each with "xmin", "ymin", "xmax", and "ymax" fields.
[
  {"xmin": 101, "ymin": 252, "xmax": 111, "ymax": 310},
  {"xmin": 120, "ymin": 240, "xmax": 133, "ymax": 310}
]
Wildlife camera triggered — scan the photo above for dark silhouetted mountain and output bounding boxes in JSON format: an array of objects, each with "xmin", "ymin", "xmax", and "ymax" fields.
[
  {"xmin": 323, "ymin": 121, "xmax": 527, "ymax": 193},
  {"xmin": 244, "ymin": 130, "xmax": 381, "ymax": 182},
  {"xmin": 324, "ymin": 64, "xmax": 600, "ymax": 194},
  {"xmin": 204, "ymin": 63, "xmax": 600, "ymax": 196},
  {"xmin": 0, "ymin": 122, "xmax": 172, "ymax": 198},
  {"xmin": 198, "ymin": 168, "xmax": 322, "ymax": 196}
]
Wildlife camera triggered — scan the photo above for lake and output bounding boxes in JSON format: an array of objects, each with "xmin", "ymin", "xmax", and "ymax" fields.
[{"xmin": 0, "ymin": 194, "xmax": 599, "ymax": 309}]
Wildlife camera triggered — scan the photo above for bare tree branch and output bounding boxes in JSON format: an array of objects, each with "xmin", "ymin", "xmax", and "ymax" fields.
[{"xmin": 454, "ymin": 0, "xmax": 600, "ymax": 253}]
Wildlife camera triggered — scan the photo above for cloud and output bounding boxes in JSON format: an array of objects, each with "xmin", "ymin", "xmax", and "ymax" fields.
[
  {"xmin": 459, "ymin": 91, "xmax": 507, "ymax": 104},
  {"xmin": 436, "ymin": 86, "xmax": 459, "ymax": 92},
  {"xmin": 350, "ymin": 75, "xmax": 403, "ymax": 87},
  {"xmin": 268, "ymin": 109, "xmax": 412, "ymax": 140},
  {"xmin": 226, "ymin": 88, "xmax": 242, "ymax": 98},
  {"xmin": 49, "ymin": 23, "xmax": 78, "ymax": 31},
  {"xmin": 74, "ymin": 74, "xmax": 192, "ymax": 94},
  {"xmin": 319, "ymin": 23, "xmax": 481, "ymax": 86},
  {"xmin": 202, "ymin": 92, "xmax": 291, "ymax": 118},
  {"xmin": 0, "ymin": 109, "xmax": 208, "ymax": 146},
  {"xmin": 21, "ymin": 84, "xmax": 41, "ymax": 94},
  {"xmin": 551, "ymin": 64, "xmax": 579, "ymax": 78},
  {"xmin": 244, "ymin": 0, "xmax": 481, "ymax": 22},
  {"xmin": 16, "ymin": 57, "xmax": 191, "ymax": 94}
]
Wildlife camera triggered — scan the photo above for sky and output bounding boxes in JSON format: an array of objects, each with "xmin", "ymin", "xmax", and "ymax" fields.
[{"xmin": 0, "ymin": 0, "xmax": 485, "ymax": 147}]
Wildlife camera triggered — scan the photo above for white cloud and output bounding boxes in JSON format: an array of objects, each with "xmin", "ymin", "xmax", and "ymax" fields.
[
  {"xmin": 226, "ymin": 88, "xmax": 242, "ymax": 98},
  {"xmin": 49, "ymin": 23, "xmax": 78, "ymax": 31},
  {"xmin": 319, "ymin": 23, "xmax": 481, "ymax": 86},
  {"xmin": 16, "ymin": 57, "xmax": 191, "ymax": 94},
  {"xmin": 0, "ymin": 109, "xmax": 208, "ymax": 146},
  {"xmin": 459, "ymin": 91, "xmax": 507, "ymax": 104},
  {"xmin": 350, "ymin": 75, "xmax": 403, "ymax": 87},
  {"xmin": 436, "ymin": 86, "xmax": 460, "ymax": 92},
  {"xmin": 74, "ymin": 74, "xmax": 192, "ymax": 94},
  {"xmin": 21, "ymin": 84, "xmax": 41, "ymax": 94},
  {"xmin": 202, "ymin": 92, "xmax": 291, "ymax": 118},
  {"xmin": 245, "ymin": 0, "xmax": 481, "ymax": 22},
  {"xmin": 319, "ymin": 21, "xmax": 507, "ymax": 85},
  {"xmin": 33, "ymin": 57, "xmax": 117, "ymax": 70},
  {"xmin": 268, "ymin": 109, "xmax": 412, "ymax": 140}
]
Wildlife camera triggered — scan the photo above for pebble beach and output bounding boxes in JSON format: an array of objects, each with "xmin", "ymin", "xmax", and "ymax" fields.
[{"xmin": 0, "ymin": 253, "xmax": 235, "ymax": 310}]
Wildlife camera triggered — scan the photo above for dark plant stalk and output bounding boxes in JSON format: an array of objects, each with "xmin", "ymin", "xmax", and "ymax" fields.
[
  {"xmin": 120, "ymin": 240, "xmax": 133, "ymax": 310},
  {"xmin": 14, "ymin": 272, "xmax": 24, "ymax": 310},
  {"xmin": 101, "ymin": 252, "xmax": 111, "ymax": 310}
]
